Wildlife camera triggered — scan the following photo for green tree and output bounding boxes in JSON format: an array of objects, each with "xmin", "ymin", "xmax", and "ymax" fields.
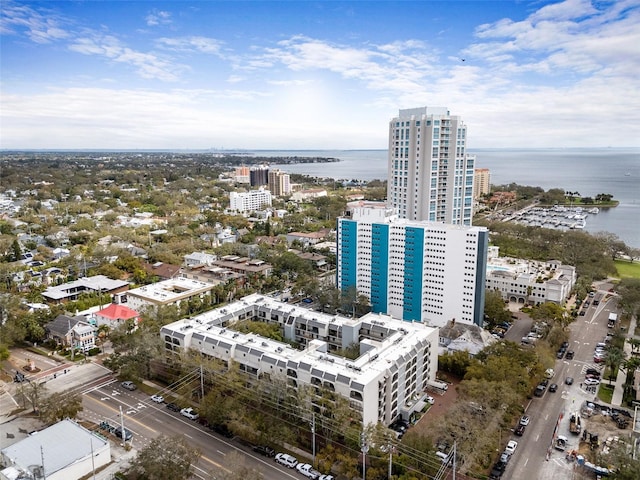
[
  {"xmin": 617, "ymin": 278, "xmax": 640, "ymax": 319},
  {"xmin": 39, "ymin": 391, "xmax": 83, "ymax": 423},
  {"xmin": 126, "ymin": 435, "xmax": 201, "ymax": 480},
  {"xmin": 530, "ymin": 302, "xmax": 568, "ymax": 327},
  {"xmin": 604, "ymin": 346, "xmax": 626, "ymax": 385},
  {"xmin": 483, "ymin": 289, "xmax": 511, "ymax": 327}
]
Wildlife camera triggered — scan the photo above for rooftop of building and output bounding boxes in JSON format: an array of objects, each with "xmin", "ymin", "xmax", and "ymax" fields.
[
  {"xmin": 42, "ymin": 275, "xmax": 129, "ymax": 300},
  {"xmin": 127, "ymin": 277, "xmax": 214, "ymax": 302},
  {"xmin": 1, "ymin": 419, "xmax": 108, "ymax": 478},
  {"xmin": 162, "ymin": 293, "xmax": 438, "ymax": 386}
]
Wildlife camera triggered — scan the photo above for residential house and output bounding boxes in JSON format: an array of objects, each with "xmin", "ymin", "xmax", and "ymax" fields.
[
  {"xmin": 285, "ymin": 230, "xmax": 330, "ymax": 248},
  {"xmin": 184, "ymin": 251, "xmax": 217, "ymax": 268},
  {"xmin": 45, "ymin": 314, "xmax": 97, "ymax": 352},
  {"xmin": 142, "ymin": 261, "xmax": 181, "ymax": 281},
  {"xmin": 41, "ymin": 275, "xmax": 129, "ymax": 304},
  {"xmin": 93, "ymin": 303, "xmax": 141, "ymax": 329}
]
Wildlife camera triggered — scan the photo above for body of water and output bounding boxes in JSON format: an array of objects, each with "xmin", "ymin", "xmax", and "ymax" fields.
[{"xmin": 263, "ymin": 148, "xmax": 640, "ymax": 249}]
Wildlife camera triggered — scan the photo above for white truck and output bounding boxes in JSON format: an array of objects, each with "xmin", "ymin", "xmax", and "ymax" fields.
[
  {"xmin": 608, "ymin": 313, "xmax": 618, "ymax": 328},
  {"xmin": 427, "ymin": 379, "xmax": 449, "ymax": 392}
]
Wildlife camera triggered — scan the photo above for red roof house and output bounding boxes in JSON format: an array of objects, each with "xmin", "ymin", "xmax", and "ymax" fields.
[{"xmin": 94, "ymin": 303, "xmax": 141, "ymax": 327}]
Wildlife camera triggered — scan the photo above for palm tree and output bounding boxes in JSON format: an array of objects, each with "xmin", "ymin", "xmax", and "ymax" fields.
[
  {"xmin": 604, "ymin": 346, "xmax": 627, "ymax": 386},
  {"xmin": 627, "ymin": 338, "xmax": 640, "ymax": 354}
]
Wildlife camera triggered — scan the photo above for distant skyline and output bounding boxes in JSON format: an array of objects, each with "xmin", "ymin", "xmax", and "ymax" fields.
[{"xmin": 1, "ymin": 0, "xmax": 639, "ymax": 150}]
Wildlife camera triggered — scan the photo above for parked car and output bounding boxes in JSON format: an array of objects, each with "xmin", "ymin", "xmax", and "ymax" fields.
[
  {"xmin": 114, "ymin": 427, "xmax": 133, "ymax": 441},
  {"xmin": 275, "ymin": 453, "xmax": 298, "ymax": 468},
  {"xmin": 505, "ymin": 440, "xmax": 518, "ymax": 455},
  {"xmin": 166, "ymin": 402, "xmax": 180, "ymax": 412},
  {"xmin": 180, "ymin": 407, "xmax": 199, "ymax": 420},
  {"xmin": 585, "ymin": 378, "xmax": 600, "ymax": 386},
  {"xmin": 586, "ymin": 368, "xmax": 600, "ymax": 377},
  {"xmin": 565, "ymin": 351, "xmax": 574, "ymax": 360},
  {"xmin": 210, "ymin": 423, "xmax": 234, "ymax": 438},
  {"xmin": 499, "ymin": 451, "xmax": 510, "ymax": 464},
  {"xmin": 253, "ymin": 445, "xmax": 276, "ymax": 457},
  {"xmin": 121, "ymin": 381, "xmax": 136, "ymax": 391},
  {"xmin": 514, "ymin": 424, "xmax": 525, "ymax": 436},
  {"xmin": 296, "ymin": 463, "xmax": 321, "ymax": 479},
  {"xmin": 534, "ymin": 384, "xmax": 546, "ymax": 397},
  {"xmin": 150, "ymin": 394, "xmax": 164, "ymax": 403},
  {"xmin": 319, "ymin": 475, "xmax": 335, "ymax": 480},
  {"xmin": 490, "ymin": 461, "xmax": 506, "ymax": 479},
  {"xmin": 519, "ymin": 415, "xmax": 530, "ymax": 426}
]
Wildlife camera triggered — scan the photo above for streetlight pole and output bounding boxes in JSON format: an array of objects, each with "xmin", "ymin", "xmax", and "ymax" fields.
[
  {"xmin": 361, "ymin": 431, "xmax": 369, "ymax": 480},
  {"xmin": 311, "ymin": 413, "xmax": 316, "ymax": 465}
]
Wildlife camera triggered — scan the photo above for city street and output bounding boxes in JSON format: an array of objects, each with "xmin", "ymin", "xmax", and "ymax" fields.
[
  {"xmin": 79, "ymin": 381, "xmax": 303, "ymax": 480},
  {"xmin": 508, "ymin": 282, "xmax": 620, "ymax": 480}
]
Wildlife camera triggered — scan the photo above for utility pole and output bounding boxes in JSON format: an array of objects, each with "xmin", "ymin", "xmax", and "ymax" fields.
[
  {"xmin": 40, "ymin": 445, "xmax": 47, "ymax": 480},
  {"xmin": 388, "ymin": 439, "xmax": 392, "ymax": 479},
  {"xmin": 90, "ymin": 436, "xmax": 96, "ymax": 480},
  {"xmin": 361, "ymin": 431, "xmax": 369, "ymax": 480},
  {"xmin": 120, "ymin": 405, "xmax": 126, "ymax": 446},
  {"xmin": 311, "ymin": 413, "xmax": 316, "ymax": 465},
  {"xmin": 68, "ymin": 318, "xmax": 74, "ymax": 362},
  {"xmin": 200, "ymin": 364, "xmax": 205, "ymax": 400}
]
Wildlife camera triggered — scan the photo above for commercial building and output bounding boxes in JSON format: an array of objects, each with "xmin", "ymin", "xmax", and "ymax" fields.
[
  {"xmin": 387, "ymin": 107, "xmax": 474, "ymax": 225},
  {"xmin": 229, "ymin": 188, "xmax": 273, "ymax": 213},
  {"xmin": 0, "ymin": 419, "xmax": 110, "ymax": 480},
  {"xmin": 337, "ymin": 206, "xmax": 488, "ymax": 327},
  {"xmin": 161, "ymin": 293, "xmax": 439, "ymax": 426}
]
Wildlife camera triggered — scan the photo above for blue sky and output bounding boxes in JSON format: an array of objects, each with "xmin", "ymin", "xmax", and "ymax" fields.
[{"xmin": 1, "ymin": 0, "xmax": 639, "ymax": 150}]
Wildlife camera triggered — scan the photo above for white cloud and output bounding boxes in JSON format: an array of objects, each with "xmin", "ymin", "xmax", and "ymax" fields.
[
  {"xmin": 156, "ymin": 36, "xmax": 225, "ymax": 56},
  {"xmin": 145, "ymin": 9, "xmax": 172, "ymax": 27},
  {"xmin": 69, "ymin": 33, "xmax": 184, "ymax": 82},
  {"xmin": 0, "ymin": 1, "xmax": 70, "ymax": 43}
]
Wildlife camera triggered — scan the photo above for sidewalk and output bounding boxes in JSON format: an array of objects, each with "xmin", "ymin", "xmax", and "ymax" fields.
[{"xmin": 611, "ymin": 315, "xmax": 637, "ymax": 406}]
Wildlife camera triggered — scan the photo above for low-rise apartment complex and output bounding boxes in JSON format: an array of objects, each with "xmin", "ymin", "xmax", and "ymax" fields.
[{"xmin": 161, "ymin": 293, "xmax": 439, "ymax": 426}]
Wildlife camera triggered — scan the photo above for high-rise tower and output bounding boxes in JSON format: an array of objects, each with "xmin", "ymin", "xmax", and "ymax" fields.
[
  {"xmin": 387, "ymin": 107, "xmax": 474, "ymax": 225},
  {"xmin": 337, "ymin": 205, "xmax": 488, "ymax": 327}
]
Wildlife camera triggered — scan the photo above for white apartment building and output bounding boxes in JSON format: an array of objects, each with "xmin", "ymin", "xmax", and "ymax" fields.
[
  {"xmin": 387, "ymin": 107, "xmax": 475, "ymax": 225},
  {"xmin": 117, "ymin": 277, "xmax": 215, "ymax": 312},
  {"xmin": 337, "ymin": 206, "xmax": 488, "ymax": 327},
  {"xmin": 229, "ymin": 188, "xmax": 273, "ymax": 213},
  {"xmin": 160, "ymin": 293, "xmax": 439, "ymax": 426}
]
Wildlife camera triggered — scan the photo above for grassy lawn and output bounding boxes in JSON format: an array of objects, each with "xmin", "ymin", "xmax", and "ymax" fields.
[
  {"xmin": 615, "ymin": 259, "xmax": 640, "ymax": 279},
  {"xmin": 598, "ymin": 383, "xmax": 614, "ymax": 404}
]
